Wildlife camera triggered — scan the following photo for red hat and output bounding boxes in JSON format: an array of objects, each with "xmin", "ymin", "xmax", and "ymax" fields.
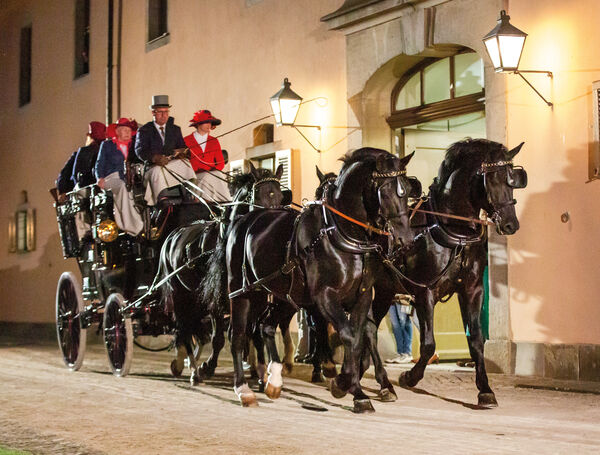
[
  {"xmin": 114, "ymin": 117, "xmax": 138, "ymax": 132},
  {"xmin": 106, "ymin": 123, "xmax": 117, "ymax": 140},
  {"xmin": 87, "ymin": 121, "xmax": 106, "ymax": 142},
  {"xmin": 189, "ymin": 110, "xmax": 222, "ymax": 128}
]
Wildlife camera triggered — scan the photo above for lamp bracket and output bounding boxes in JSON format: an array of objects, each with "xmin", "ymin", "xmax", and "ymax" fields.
[
  {"xmin": 293, "ymin": 125, "xmax": 321, "ymax": 153},
  {"xmin": 514, "ymin": 70, "xmax": 553, "ymax": 107}
]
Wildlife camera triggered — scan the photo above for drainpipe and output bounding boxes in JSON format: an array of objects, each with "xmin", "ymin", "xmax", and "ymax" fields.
[
  {"xmin": 116, "ymin": 0, "xmax": 122, "ymax": 118},
  {"xmin": 106, "ymin": 0, "xmax": 114, "ymax": 124}
]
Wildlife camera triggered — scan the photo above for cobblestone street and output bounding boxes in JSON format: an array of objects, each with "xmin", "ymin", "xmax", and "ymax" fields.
[{"xmin": 0, "ymin": 339, "xmax": 599, "ymax": 454}]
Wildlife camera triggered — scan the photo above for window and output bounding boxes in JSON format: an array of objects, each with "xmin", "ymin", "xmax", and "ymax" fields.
[
  {"xmin": 19, "ymin": 25, "xmax": 32, "ymax": 107},
  {"xmin": 147, "ymin": 0, "xmax": 169, "ymax": 50},
  {"xmin": 74, "ymin": 0, "xmax": 90, "ymax": 78},
  {"xmin": 388, "ymin": 51, "xmax": 484, "ymax": 129}
]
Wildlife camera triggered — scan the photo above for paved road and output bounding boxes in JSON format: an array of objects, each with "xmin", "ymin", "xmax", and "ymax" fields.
[{"xmin": 0, "ymin": 341, "xmax": 599, "ymax": 454}]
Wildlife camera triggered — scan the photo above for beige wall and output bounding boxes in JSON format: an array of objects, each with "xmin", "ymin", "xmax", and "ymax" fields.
[
  {"xmin": 0, "ymin": 0, "xmax": 108, "ymax": 322},
  {"xmin": 0, "ymin": 0, "xmax": 347, "ymax": 323},
  {"xmin": 505, "ymin": 0, "xmax": 600, "ymax": 344}
]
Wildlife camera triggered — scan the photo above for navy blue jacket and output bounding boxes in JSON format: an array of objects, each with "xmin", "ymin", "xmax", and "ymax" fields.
[
  {"xmin": 134, "ymin": 117, "xmax": 186, "ymax": 163},
  {"xmin": 71, "ymin": 142, "xmax": 100, "ymax": 187},
  {"xmin": 57, "ymin": 151, "xmax": 77, "ymax": 193},
  {"xmin": 95, "ymin": 139, "xmax": 136, "ymax": 180}
]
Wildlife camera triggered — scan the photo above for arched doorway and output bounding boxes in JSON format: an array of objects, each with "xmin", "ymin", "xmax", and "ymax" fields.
[{"xmin": 388, "ymin": 49, "xmax": 487, "ymax": 360}]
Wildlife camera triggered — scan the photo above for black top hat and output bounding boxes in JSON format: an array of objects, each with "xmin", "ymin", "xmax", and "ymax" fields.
[{"xmin": 150, "ymin": 95, "xmax": 172, "ymax": 109}]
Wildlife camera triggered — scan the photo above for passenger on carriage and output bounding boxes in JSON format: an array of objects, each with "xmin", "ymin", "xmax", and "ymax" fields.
[
  {"xmin": 184, "ymin": 109, "xmax": 231, "ymax": 202},
  {"xmin": 134, "ymin": 95, "xmax": 196, "ymax": 206},
  {"xmin": 94, "ymin": 117, "xmax": 144, "ymax": 236},
  {"xmin": 56, "ymin": 121, "xmax": 107, "ymax": 198}
]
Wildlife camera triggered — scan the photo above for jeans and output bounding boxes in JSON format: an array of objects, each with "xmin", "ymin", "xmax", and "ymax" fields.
[{"xmin": 389, "ymin": 303, "xmax": 412, "ymax": 355}]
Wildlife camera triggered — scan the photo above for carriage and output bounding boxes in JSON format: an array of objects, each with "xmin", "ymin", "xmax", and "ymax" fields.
[{"xmin": 52, "ymin": 167, "xmax": 208, "ymax": 377}]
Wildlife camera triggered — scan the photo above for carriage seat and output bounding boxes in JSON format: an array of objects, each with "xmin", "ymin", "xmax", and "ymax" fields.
[{"xmin": 155, "ymin": 184, "xmax": 199, "ymax": 211}]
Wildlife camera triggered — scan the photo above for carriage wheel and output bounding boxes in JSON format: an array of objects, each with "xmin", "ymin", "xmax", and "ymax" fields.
[
  {"xmin": 55, "ymin": 272, "xmax": 86, "ymax": 371},
  {"xmin": 103, "ymin": 293, "xmax": 133, "ymax": 377}
]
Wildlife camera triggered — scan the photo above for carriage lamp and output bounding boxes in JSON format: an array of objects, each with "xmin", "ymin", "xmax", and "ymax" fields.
[
  {"xmin": 97, "ymin": 219, "xmax": 118, "ymax": 242},
  {"xmin": 483, "ymin": 10, "xmax": 553, "ymax": 106}
]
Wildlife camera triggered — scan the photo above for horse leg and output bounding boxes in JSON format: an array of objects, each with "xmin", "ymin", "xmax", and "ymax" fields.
[
  {"xmin": 457, "ymin": 286, "xmax": 497, "ymax": 408},
  {"xmin": 185, "ymin": 338, "xmax": 202, "ymax": 386},
  {"xmin": 170, "ymin": 338, "xmax": 185, "ymax": 378},
  {"xmin": 279, "ymin": 312, "xmax": 295, "ymax": 375},
  {"xmin": 261, "ymin": 320, "xmax": 283, "ymax": 400},
  {"xmin": 200, "ymin": 312, "xmax": 225, "ymax": 378},
  {"xmin": 231, "ymin": 297, "xmax": 258, "ymax": 407},
  {"xmin": 312, "ymin": 310, "xmax": 335, "ymax": 380},
  {"xmin": 399, "ymin": 292, "xmax": 435, "ymax": 388},
  {"xmin": 251, "ymin": 325, "xmax": 267, "ymax": 393},
  {"xmin": 367, "ymin": 288, "xmax": 397, "ymax": 401}
]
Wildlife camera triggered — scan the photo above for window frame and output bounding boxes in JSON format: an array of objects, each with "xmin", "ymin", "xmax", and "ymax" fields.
[
  {"xmin": 74, "ymin": 0, "xmax": 91, "ymax": 79},
  {"xmin": 146, "ymin": 0, "xmax": 170, "ymax": 52},
  {"xmin": 19, "ymin": 24, "xmax": 32, "ymax": 107},
  {"xmin": 388, "ymin": 51, "xmax": 485, "ymax": 130}
]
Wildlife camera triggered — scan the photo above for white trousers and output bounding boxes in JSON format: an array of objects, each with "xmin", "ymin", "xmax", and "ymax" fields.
[
  {"xmin": 144, "ymin": 158, "xmax": 196, "ymax": 206},
  {"xmin": 104, "ymin": 172, "xmax": 144, "ymax": 236},
  {"xmin": 195, "ymin": 170, "xmax": 231, "ymax": 202}
]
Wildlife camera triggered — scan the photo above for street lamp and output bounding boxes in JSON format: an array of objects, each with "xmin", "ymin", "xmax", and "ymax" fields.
[
  {"xmin": 482, "ymin": 10, "xmax": 553, "ymax": 106},
  {"xmin": 270, "ymin": 78, "xmax": 302, "ymax": 126}
]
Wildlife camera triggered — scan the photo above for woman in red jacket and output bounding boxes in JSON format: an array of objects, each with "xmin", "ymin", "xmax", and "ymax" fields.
[{"xmin": 184, "ymin": 110, "xmax": 230, "ymax": 201}]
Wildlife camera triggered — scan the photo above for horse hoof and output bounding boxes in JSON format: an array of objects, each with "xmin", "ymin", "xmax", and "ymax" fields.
[
  {"xmin": 170, "ymin": 360, "xmax": 183, "ymax": 378},
  {"xmin": 398, "ymin": 371, "xmax": 418, "ymax": 388},
  {"xmin": 330, "ymin": 378, "xmax": 347, "ymax": 399},
  {"xmin": 265, "ymin": 382, "xmax": 282, "ymax": 399},
  {"xmin": 200, "ymin": 361, "xmax": 214, "ymax": 378},
  {"xmin": 322, "ymin": 365, "xmax": 337, "ymax": 379},
  {"xmin": 379, "ymin": 387, "xmax": 397, "ymax": 402},
  {"xmin": 235, "ymin": 384, "xmax": 259, "ymax": 408},
  {"xmin": 478, "ymin": 392, "xmax": 498, "ymax": 408},
  {"xmin": 190, "ymin": 371, "xmax": 203, "ymax": 386},
  {"xmin": 283, "ymin": 362, "xmax": 293, "ymax": 375},
  {"xmin": 311, "ymin": 371, "xmax": 324, "ymax": 383},
  {"xmin": 257, "ymin": 380, "xmax": 265, "ymax": 394},
  {"xmin": 353, "ymin": 398, "xmax": 375, "ymax": 414}
]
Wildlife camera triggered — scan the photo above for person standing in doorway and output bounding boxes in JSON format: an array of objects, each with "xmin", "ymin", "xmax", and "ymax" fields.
[{"xmin": 385, "ymin": 295, "xmax": 413, "ymax": 364}]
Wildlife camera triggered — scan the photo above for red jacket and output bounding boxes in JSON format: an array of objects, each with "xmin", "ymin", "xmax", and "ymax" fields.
[{"xmin": 184, "ymin": 133, "xmax": 224, "ymax": 172}]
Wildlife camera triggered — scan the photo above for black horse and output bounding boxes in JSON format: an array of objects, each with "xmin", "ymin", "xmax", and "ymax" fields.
[
  {"xmin": 223, "ymin": 148, "xmax": 415, "ymax": 413},
  {"xmin": 158, "ymin": 162, "xmax": 285, "ymax": 385},
  {"xmin": 364, "ymin": 138, "xmax": 527, "ymax": 408}
]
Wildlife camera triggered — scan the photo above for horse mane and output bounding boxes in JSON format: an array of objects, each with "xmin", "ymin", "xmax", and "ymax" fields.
[
  {"xmin": 336, "ymin": 147, "xmax": 390, "ymax": 189},
  {"xmin": 437, "ymin": 138, "xmax": 508, "ymax": 185}
]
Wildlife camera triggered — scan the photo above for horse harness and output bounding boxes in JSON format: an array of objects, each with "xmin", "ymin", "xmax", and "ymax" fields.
[{"xmin": 229, "ymin": 168, "xmax": 409, "ymax": 301}]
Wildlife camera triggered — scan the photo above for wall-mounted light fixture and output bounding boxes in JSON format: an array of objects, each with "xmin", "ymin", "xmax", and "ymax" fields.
[
  {"xmin": 270, "ymin": 78, "xmax": 323, "ymax": 152},
  {"xmin": 483, "ymin": 10, "xmax": 553, "ymax": 107}
]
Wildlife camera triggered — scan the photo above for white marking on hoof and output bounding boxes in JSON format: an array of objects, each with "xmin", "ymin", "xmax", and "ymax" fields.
[
  {"xmin": 267, "ymin": 361, "xmax": 283, "ymax": 388},
  {"xmin": 234, "ymin": 383, "xmax": 258, "ymax": 407}
]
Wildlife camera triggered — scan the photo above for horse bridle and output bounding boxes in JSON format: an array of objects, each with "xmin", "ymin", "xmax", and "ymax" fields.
[
  {"xmin": 249, "ymin": 176, "xmax": 281, "ymax": 207},
  {"xmin": 477, "ymin": 160, "xmax": 526, "ymax": 225},
  {"xmin": 371, "ymin": 169, "xmax": 413, "ymax": 238}
]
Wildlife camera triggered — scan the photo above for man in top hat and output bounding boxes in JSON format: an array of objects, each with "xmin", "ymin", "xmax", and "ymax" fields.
[
  {"xmin": 183, "ymin": 109, "xmax": 230, "ymax": 202},
  {"xmin": 95, "ymin": 117, "xmax": 144, "ymax": 236},
  {"xmin": 135, "ymin": 95, "xmax": 195, "ymax": 205}
]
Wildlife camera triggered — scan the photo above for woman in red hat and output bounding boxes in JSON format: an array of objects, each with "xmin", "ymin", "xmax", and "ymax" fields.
[
  {"xmin": 95, "ymin": 118, "xmax": 144, "ymax": 235},
  {"xmin": 184, "ymin": 110, "xmax": 230, "ymax": 201}
]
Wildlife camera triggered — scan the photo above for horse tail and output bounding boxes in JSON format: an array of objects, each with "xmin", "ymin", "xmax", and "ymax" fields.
[
  {"xmin": 200, "ymin": 235, "xmax": 228, "ymax": 315},
  {"xmin": 157, "ymin": 230, "xmax": 177, "ymax": 310}
]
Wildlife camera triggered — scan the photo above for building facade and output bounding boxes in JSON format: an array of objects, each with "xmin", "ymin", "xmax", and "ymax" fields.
[{"xmin": 1, "ymin": 0, "xmax": 599, "ymax": 381}]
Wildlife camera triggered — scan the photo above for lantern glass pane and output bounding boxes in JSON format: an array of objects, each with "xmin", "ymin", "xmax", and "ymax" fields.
[
  {"xmin": 498, "ymin": 35, "xmax": 525, "ymax": 69},
  {"xmin": 455, "ymin": 53, "xmax": 484, "ymax": 97},
  {"xmin": 484, "ymin": 37, "xmax": 501, "ymax": 69},
  {"xmin": 270, "ymin": 99, "xmax": 282, "ymax": 125},
  {"xmin": 395, "ymin": 72, "xmax": 421, "ymax": 110},
  {"xmin": 279, "ymin": 99, "xmax": 301, "ymax": 125},
  {"xmin": 424, "ymin": 58, "xmax": 450, "ymax": 104}
]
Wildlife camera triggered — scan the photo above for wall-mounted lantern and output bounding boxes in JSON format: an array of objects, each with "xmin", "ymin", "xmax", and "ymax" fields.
[
  {"xmin": 8, "ymin": 190, "xmax": 36, "ymax": 253},
  {"xmin": 482, "ymin": 10, "xmax": 553, "ymax": 106}
]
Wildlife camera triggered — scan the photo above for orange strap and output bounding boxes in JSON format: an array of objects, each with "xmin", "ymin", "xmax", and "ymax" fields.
[{"xmin": 323, "ymin": 203, "xmax": 390, "ymax": 236}]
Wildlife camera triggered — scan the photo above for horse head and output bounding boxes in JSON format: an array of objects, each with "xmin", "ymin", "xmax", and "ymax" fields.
[
  {"xmin": 335, "ymin": 148, "xmax": 416, "ymax": 251},
  {"xmin": 437, "ymin": 139, "xmax": 527, "ymax": 236},
  {"xmin": 315, "ymin": 166, "xmax": 337, "ymax": 199},
  {"xmin": 228, "ymin": 162, "xmax": 286, "ymax": 210}
]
